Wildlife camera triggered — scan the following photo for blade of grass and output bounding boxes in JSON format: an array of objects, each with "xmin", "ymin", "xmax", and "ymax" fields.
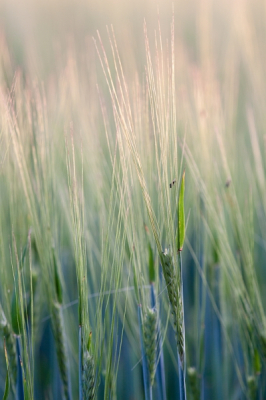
[{"xmin": 3, "ymin": 341, "xmax": 10, "ymax": 400}]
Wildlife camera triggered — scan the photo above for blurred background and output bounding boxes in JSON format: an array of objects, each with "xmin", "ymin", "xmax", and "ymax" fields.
[{"xmin": 1, "ymin": 0, "xmax": 260, "ymax": 78}]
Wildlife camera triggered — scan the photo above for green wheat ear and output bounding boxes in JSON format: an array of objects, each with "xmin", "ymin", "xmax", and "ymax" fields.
[
  {"xmin": 143, "ymin": 307, "xmax": 157, "ymax": 386},
  {"xmin": 51, "ymin": 301, "xmax": 71, "ymax": 400},
  {"xmin": 161, "ymin": 250, "xmax": 184, "ymax": 365},
  {"xmin": 82, "ymin": 350, "xmax": 95, "ymax": 400}
]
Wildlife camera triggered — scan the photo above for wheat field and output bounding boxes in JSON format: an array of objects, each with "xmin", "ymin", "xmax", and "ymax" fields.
[{"xmin": 0, "ymin": 0, "xmax": 266, "ymax": 399}]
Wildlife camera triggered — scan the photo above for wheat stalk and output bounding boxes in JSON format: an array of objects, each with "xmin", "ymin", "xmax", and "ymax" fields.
[{"xmin": 143, "ymin": 307, "xmax": 157, "ymax": 386}]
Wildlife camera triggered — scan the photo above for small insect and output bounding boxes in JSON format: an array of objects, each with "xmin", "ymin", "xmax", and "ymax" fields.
[
  {"xmin": 225, "ymin": 179, "xmax": 231, "ymax": 188},
  {"xmin": 169, "ymin": 180, "xmax": 176, "ymax": 188}
]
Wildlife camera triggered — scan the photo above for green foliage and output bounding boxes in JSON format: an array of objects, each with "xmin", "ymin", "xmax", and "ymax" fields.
[
  {"xmin": 53, "ymin": 247, "xmax": 63, "ymax": 305},
  {"xmin": 177, "ymin": 171, "xmax": 186, "ymax": 252},
  {"xmin": 148, "ymin": 243, "xmax": 155, "ymax": 283},
  {"xmin": 2, "ymin": 373, "xmax": 10, "ymax": 400},
  {"xmin": 253, "ymin": 348, "xmax": 261, "ymax": 375},
  {"xmin": 11, "ymin": 289, "xmax": 22, "ymax": 336}
]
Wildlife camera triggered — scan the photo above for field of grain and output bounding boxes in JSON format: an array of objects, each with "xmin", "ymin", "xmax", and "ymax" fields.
[{"xmin": 0, "ymin": 0, "xmax": 266, "ymax": 399}]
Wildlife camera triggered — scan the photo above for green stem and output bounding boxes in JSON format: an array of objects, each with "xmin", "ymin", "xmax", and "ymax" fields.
[
  {"xmin": 79, "ymin": 326, "xmax": 83, "ymax": 400},
  {"xmin": 138, "ymin": 305, "xmax": 152, "ymax": 400},
  {"xmin": 16, "ymin": 336, "xmax": 24, "ymax": 400},
  {"xmin": 178, "ymin": 253, "xmax": 187, "ymax": 400}
]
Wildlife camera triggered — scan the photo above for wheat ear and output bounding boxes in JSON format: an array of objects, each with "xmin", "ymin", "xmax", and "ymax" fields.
[
  {"xmin": 82, "ymin": 350, "xmax": 95, "ymax": 400},
  {"xmin": 51, "ymin": 301, "xmax": 72, "ymax": 400},
  {"xmin": 143, "ymin": 307, "xmax": 157, "ymax": 386}
]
